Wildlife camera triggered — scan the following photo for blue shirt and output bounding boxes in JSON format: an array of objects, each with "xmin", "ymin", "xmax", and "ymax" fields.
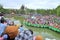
[
  {"xmin": 19, "ymin": 27, "xmax": 24, "ymax": 32},
  {"xmin": 0, "ymin": 23, "xmax": 7, "ymax": 36}
]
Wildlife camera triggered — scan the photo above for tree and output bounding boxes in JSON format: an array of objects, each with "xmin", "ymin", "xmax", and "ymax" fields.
[
  {"xmin": 20, "ymin": 5, "xmax": 25, "ymax": 14},
  {"xmin": 0, "ymin": 4, "xmax": 3, "ymax": 9},
  {"xmin": 56, "ymin": 5, "xmax": 60, "ymax": 16},
  {"xmin": 29, "ymin": 9, "xmax": 35, "ymax": 13},
  {"xmin": 46, "ymin": 9, "xmax": 56, "ymax": 15},
  {"xmin": 36, "ymin": 9, "xmax": 47, "ymax": 15},
  {"xmin": 0, "ymin": 4, "xmax": 4, "ymax": 12}
]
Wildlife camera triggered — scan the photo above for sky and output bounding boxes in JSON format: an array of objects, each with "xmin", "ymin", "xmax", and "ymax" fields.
[{"xmin": 0, "ymin": 0, "xmax": 60, "ymax": 9}]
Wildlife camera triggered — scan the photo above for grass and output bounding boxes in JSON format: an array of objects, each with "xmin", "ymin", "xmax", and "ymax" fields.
[
  {"xmin": 14, "ymin": 16, "xmax": 25, "ymax": 24},
  {"xmin": 26, "ymin": 26, "xmax": 60, "ymax": 38}
]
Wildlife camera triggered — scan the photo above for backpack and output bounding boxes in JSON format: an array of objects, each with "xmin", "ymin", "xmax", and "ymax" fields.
[{"xmin": 4, "ymin": 26, "xmax": 18, "ymax": 39}]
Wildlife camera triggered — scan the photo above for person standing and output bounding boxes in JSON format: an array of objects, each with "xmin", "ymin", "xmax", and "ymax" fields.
[
  {"xmin": 0, "ymin": 18, "xmax": 8, "ymax": 40},
  {"xmin": 0, "ymin": 18, "xmax": 7, "ymax": 36}
]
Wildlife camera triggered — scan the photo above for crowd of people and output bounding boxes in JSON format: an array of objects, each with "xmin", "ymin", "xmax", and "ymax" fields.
[
  {"xmin": 0, "ymin": 13, "xmax": 43, "ymax": 40},
  {"xmin": 25, "ymin": 14, "xmax": 60, "ymax": 29}
]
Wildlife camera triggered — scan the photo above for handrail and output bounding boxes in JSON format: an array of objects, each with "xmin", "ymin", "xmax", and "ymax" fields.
[{"xmin": 23, "ymin": 22, "xmax": 60, "ymax": 33}]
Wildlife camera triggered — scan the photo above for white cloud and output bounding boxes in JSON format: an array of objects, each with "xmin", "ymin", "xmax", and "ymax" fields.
[
  {"xmin": 24, "ymin": 0, "xmax": 60, "ymax": 9},
  {"xmin": 0, "ymin": 0, "xmax": 60, "ymax": 9}
]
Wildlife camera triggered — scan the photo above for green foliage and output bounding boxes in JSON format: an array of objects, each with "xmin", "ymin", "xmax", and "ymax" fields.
[
  {"xmin": 0, "ymin": 4, "xmax": 60, "ymax": 16},
  {"xmin": 3, "ymin": 9, "xmax": 11, "ymax": 14},
  {"xmin": 0, "ymin": 4, "xmax": 3, "ymax": 9},
  {"xmin": 56, "ymin": 5, "xmax": 60, "ymax": 16},
  {"xmin": 29, "ymin": 9, "xmax": 35, "ymax": 13},
  {"xmin": 0, "ymin": 4, "xmax": 4, "ymax": 12},
  {"xmin": 36, "ymin": 9, "xmax": 47, "ymax": 15},
  {"xmin": 20, "ymin": 5, "xmax": 25, "ymax": 14}
]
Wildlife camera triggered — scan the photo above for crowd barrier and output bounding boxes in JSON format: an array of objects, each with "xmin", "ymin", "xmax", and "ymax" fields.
[{"xmin": 23, "ymin": 22, "xmax": 60, "ymax": 33}]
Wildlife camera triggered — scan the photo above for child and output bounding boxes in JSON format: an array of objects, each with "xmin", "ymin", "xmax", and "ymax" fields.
[{"xmin": 19, "ymin": 25, "xmax": 24, "ymax": 33}]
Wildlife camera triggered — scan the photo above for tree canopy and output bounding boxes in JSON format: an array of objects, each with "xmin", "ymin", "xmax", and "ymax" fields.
[
  {"xmin": 56, "ymin": 5, "xmax": 60, "ymax": 16},
  {"xmin": 0, "ymin": 4, "xmax": 60, "ymax": 16}
]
